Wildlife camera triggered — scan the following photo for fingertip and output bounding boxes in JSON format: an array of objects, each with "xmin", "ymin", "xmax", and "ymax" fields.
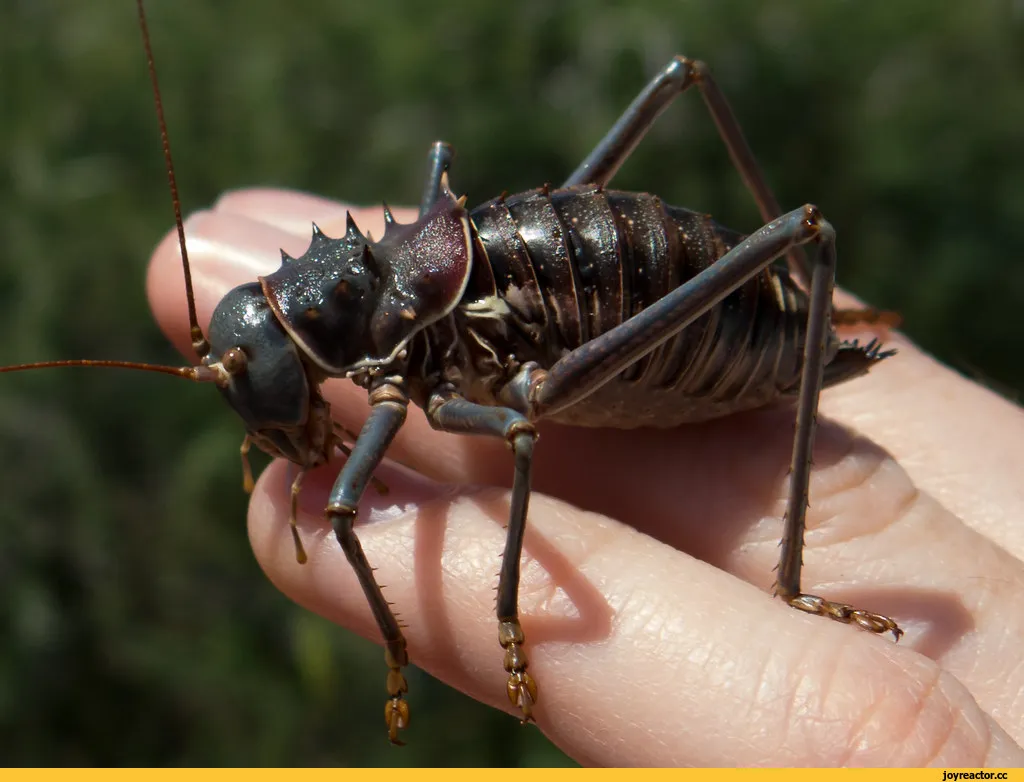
[
  {"xmin": 145, "ymin": 215, "xmax": 212, "ymax": 357},
  {"xmin": 245, "ymin": 457, "xmax": 462, "ymax": 636},
  {"xmin": 145, "ymin": 206, "xmax": 313, "ymax": 357},
  {"xmin": 213, "ymin": 188, "xmax": 354, "ymax": 236}
]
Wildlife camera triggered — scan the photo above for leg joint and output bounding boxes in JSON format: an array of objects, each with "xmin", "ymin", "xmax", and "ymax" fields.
[
  {"xmin": 666, "ymin": 55, "xmax": 703, "ymax": 88},
  {"xmin": 799, "ymin": 203, "xmax": 835, "ymax": 243},
  {"xmin": 426, "ymin": 385, "xmax": 458, "ymax": 420},
  {"xmin": 384, "ymin": 638, "xmax": 409, "ymax": 669},
  {"xmin": 506, "ymin": 419, "xmax": 538, "ymax": 450},
  {"xmin": 677, "ymin": 55, "xmax": 708, "ymax": 81},
  {"xmin": 524, "ymin": 365, "xmax": 550, "ymax": 418},
  {"xmin": 327, "ymin": 504, "xmax": 357, "ymax": 535},
  {"xmin": 430, "ymin": 139, "xmax": 453, "ymax": 157},
  {"xmin": 802, "ymin": 203, "xmax": 822, "ymax": 228}
]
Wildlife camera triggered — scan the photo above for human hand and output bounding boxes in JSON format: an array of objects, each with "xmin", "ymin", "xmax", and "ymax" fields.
[{"xmin": 148, "ymin": 189, "xmax": 1024, "ymax": 767}]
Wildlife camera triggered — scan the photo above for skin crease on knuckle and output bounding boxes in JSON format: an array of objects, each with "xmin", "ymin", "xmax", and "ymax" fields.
[{"xmin": 147, "ymin": 196, "xmax": 1024, "ymax": 766}]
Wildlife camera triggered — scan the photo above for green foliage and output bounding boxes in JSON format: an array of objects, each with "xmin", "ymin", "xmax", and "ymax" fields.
[{"xmin": 0, "ymin": 0, "xmax": 1021, "ymax": 766}]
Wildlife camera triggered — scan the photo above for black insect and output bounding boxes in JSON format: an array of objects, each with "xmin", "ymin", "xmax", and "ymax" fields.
[{"xmin": 3, "ymin": 0, "xmax": 903, "ymax": 744}]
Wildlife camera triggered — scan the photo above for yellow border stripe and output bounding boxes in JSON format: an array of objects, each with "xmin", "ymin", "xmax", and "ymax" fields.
[{"xmin": 1, "ymin": 769, "xmax": 1018, "ymax": 780}]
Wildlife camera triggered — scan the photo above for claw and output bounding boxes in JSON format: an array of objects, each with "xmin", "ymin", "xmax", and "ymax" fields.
[
  {"xmin": 787, "ymin": 593, "xmax": 902, "ymax": 641},
  {"xmin": 385, "ymin": 694, "xmax": 410, "ymax": 745},
  {"xmin": 499, "ymin": 619, "xmax": 538, "ymax": 722},
  {"xmin": 383, "ymin": 643, "xmax": 410, "ymax": 744},
  {"xmin": 850, "ymin": 609, "xmax": 904, "ymax": 641},
  {"xmin": 506, "ymin": 671, "xmax": 538, "ymax": 722}
]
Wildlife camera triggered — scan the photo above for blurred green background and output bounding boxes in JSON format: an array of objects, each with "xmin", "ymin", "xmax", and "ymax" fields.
[{"xmin": 1, "ymin": 0, "xmax": 1022, "ymax": 767}]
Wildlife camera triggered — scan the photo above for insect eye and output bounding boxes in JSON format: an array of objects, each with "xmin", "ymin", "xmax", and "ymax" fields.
[{"xmin": 222, "ymin": 347, "xmax": 248, "ymax": 375}]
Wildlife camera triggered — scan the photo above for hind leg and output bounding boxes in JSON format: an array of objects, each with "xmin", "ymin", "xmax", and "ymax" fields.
[
  {"xmin": 563, "ymin": 55, "xmax": 813, "ymax": 285},
  {"xmin": 519, "ymin": 206, "xmax": 901, "ymax": 641}
]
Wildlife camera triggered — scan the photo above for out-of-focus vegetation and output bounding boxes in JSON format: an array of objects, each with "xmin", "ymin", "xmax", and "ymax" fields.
[{"xmin": 0, "ymin": 0, "xmax": 1021, "ymax": 767}]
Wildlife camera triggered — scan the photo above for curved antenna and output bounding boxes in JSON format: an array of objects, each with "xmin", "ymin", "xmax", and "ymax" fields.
[{"xmin": 136, "ymin": 0, "xmax": 209, "ymax": 359}]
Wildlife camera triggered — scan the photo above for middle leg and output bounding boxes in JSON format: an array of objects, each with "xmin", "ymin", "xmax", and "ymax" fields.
[{"xmin": 424, "ymin": 387, "xmax": 540, "ymax": 722}]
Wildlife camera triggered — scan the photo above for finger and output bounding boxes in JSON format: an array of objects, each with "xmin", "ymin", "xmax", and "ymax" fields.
[
  {"xmin": 824, "ymin": 292, "xmax": 1024, "ymax": 557},
  {"xmin": 253, "ymin": 404, "xmax": 1024, "ymax": 747},
  {"xmin": 213, "ymin": 187, "xmax": 353, "ymax": 237},
  {"xmin": 249, "ymin": 457, "xmax": 1024, "ymax": 767}
]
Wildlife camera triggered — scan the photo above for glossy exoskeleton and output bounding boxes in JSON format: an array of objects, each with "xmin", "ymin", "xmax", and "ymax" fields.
[
  {"xmin": 198, "ymin": 52, "xmax": 903, "ymax": 741},
  {"xmin": 3, "ymin": 1, "xmax": 904, "ymax": 745}
]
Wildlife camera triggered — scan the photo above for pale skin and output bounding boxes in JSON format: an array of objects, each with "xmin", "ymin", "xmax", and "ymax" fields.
[{"xmin": 147, "ymin": 189, "xmax": 1024, "ymax": 767}]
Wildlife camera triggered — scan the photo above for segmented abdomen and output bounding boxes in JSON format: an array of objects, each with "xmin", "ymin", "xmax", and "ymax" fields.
[{"xmin": 448, "ymin": 185, "xmax": 812, "ymax": 427}]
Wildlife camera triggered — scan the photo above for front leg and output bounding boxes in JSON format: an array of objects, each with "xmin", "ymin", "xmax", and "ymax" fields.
[
  {"xmin": 325, "ymin": 382, "xmax": 411, "ymax": 743},
  {"xmin": 425, "ymin": 388, "xmax": 540, "ymax": 722}
]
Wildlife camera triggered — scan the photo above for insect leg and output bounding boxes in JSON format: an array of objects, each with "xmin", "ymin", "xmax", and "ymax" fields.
[
  {"xmin": 526, "ymin": 206, "xmax": 901, "ymax": 639},
  {"xmin": 324, "ymin": 383, "xmax": 412, "ymax": 744},
  {"xmin": 424, "ymin": 389, "xmax": 539, "ymax": 723},
  {"xmin": 563, "ymin": 55, "xmax": 812, "ymax": 284},
  {"xmin": 777, "ymin": 255, "xmax": 903, "ymax": 638},
  {"xmin": 418, "ymin": 141, "xmax": 455, "ymax": 217},
  {"xmin": 239, "ymin": 434, "xmax": 255, "ymax": 493}
]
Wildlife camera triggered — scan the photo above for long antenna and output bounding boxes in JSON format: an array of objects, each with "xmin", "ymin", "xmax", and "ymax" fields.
[
  {"xmin": 136, "ymin": 0, "xmax": 209, "ymax": 359},
  {"xmin": 0, "ymin": 4, "xmax": 221, "ymax": 386},
  {"xmin": 0, "ymin": 360, "xmax": 223, "ymax": 384}
]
